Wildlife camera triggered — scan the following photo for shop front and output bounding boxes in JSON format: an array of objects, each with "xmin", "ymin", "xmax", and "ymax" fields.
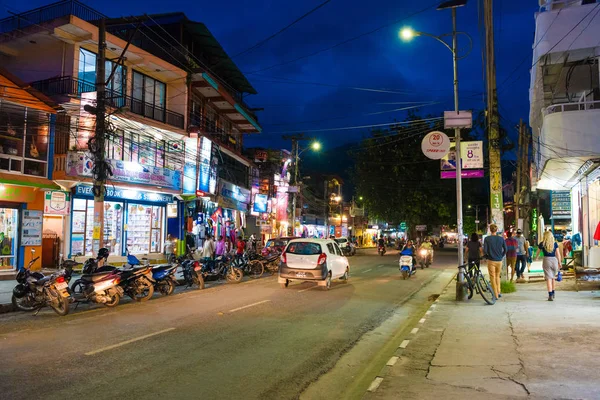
[
  {"xmin": 69, "ymin": 184, "xmax": 173, "ymax": 257},
  {"xmin": 215, "ymin": 179, "xmax": 250, "ymax": 239}
]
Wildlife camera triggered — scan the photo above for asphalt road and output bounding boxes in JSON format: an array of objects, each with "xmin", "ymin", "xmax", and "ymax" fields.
[{"xmin": 0, "ymin": 248, "xmax": 457, "ymax": 400}]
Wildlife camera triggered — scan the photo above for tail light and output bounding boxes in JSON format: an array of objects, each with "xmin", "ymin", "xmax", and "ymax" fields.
[
  {"xmin": 281, "ymin": 252, "xmax": 287, "ymax": 264},
  {"xmin": 193, "ymin": 261, "xmax": 201, "ymax": 271},
  {"xmin": 56, "ymin": 276, "xmax": 65, "ymax": 283},
  {"xmin": 317, "ymin": 253, "xmax": 327, "ymax": 265}
]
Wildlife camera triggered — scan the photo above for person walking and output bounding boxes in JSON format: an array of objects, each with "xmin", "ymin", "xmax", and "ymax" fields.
[
  {"xmin": 215, "ymin": 235, "xmax": 225, "ymax": 257},
  {"xmin": 515, "ymin": 229, "xmax": 528, "ymax": 282},
  {"xmin": 535, "ymin": 231, "xmax": 562, "ymax": 301},
  {"xmin": 505, "ymin": 231, "xmax": 518, "ymax": 282},
  {"xmin": 202, "ymin": 235, "xmax": 216, "ymax": 259},
  {"xmin": 464, "ymin": 233, "xmax": 483, "ymax": 268},
  {"xmin": 483, "ymin": 224, "xmax": 507, "ymax": 299}
]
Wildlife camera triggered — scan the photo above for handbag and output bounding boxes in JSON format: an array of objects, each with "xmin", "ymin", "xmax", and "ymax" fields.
[{"xmin": 556, "ymin": 271, "xmax": 563, "ymax": 282}]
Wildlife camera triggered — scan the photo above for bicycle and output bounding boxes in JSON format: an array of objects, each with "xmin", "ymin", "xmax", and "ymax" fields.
[{"xmin": 460, "ymin": 258, "xmax": 496, "ymax": 305}]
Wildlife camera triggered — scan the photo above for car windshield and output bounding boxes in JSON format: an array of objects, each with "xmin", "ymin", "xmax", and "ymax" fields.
[
  {"xmin": 334, "ymin": 238, "xmax": 347, "ymax": 244},
  {"xmin": 267, "ymin": 240, "xmax": 285, "ymax": 247},
  {"xmin": 286, "ymin": 242, "xmax": 322, "ymax": 255}
]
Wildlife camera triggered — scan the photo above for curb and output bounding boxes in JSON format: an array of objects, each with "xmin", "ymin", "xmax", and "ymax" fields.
[{"xmin": 0, "ymin": 302, "xmax": 14, "ymax": 314}]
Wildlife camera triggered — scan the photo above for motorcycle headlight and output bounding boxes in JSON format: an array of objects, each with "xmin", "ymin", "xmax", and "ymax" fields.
[{"xmin": 420, "ymin": 250, "xmax": 427, "ymax": 256}]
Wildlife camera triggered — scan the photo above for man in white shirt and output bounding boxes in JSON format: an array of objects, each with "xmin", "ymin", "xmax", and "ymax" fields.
[{"xmin": 202, "ymin": 235, "xmax": 215, "ymax": 259}]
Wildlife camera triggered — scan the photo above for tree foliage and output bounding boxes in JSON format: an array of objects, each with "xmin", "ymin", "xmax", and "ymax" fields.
[{"xmin": 351, "ymin": 113, "xmax": 458, "ymax": 231}]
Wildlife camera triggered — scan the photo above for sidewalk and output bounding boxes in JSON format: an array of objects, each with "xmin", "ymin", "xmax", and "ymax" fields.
[{"xmin": 364, "ymin": 276, "xmax": 600, "ymax": 399}]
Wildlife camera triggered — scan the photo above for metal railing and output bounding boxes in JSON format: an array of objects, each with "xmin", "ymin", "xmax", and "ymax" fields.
[
  {"xmin": 0, "ymin": 0, "xmax": 105, "ymax": 34},
  {"xmin": 543, "ymin": 100, "xmax": 600, "ymax": 115},
  {"xmin": 31, "ymin": 76, "xmax": 185, "ymax": 129}
]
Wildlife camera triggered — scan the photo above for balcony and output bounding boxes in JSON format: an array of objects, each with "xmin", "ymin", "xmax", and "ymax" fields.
[
  {"xmin": 31, "ymin": 76, "xmax": 185, "ymax": 130},
  {"xmin": 535, "ymin": 100, "xmax": 600, "ymax": 190}
]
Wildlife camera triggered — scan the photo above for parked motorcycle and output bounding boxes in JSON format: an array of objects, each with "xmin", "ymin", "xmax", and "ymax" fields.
[
  {"xmin": 68, "ymin": 257, "xmax": 124, "ymax": 307},
  {"xmin": 179, "ymin": 258, "xmax": 205, "ymax": 289},
  {"xmin": 200, "ymin": 255, "xmax": 243, "ymax": 283},
  {"xmin": 234, "ymin": 251, "xmax": 265, "ymax": 279},
  {"xmin": 151, "ymin": 263, "xmax": 179, "ymax": 296},
  {"xmin": 417, "ymin": 248, "xmax": 432, "ymax": 269},
  {"xmin": 12, "ymin": 250, "xmax": 71, "ymax": 316},
  {"xmin": 341, "ymin": 243, "xmax": 356, "ymax": 257}
]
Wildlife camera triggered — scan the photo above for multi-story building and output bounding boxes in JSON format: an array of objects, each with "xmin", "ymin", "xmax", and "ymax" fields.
[
  {"xmin": 530, "ymin": 0, "xmax": 600, "ymax": 267},
  {"xmin": 0, "ymin": 0, "xmax": 261, "ymax": 261}
]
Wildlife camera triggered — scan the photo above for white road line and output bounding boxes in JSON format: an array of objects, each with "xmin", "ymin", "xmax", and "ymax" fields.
[
  {"xmin": 377, "ymin": 265, "xmax": 384, "ymax": 268},
  {"xmin": 298, "ymin": 285, "xmax": 318, "ymax": 293},
  {"xmin": 85, "ymin": 328, "xmax": 175, "ymax": 356},
  {"xmin": 399, "ymin": 340, "xmax": 410, "ymax": 349},
  {"xmin": 228, "ymin": 300, "xmax": 271, "ymax": 313},
  {"xmin": 425, "ymin": 310, "xmax": 432, "ymax": 315},
  {"xmin": 418, "ymin": 318, "xmax": 426, "ymax": 324},
  {"xmin": 362, "ymin": 269, "xmax": 373, "ymax": 273},
  {"xmin": 367, "ymin": 377, "xmax": 384, "ymax": 392},
  {"xmin": 431, "ymin": 304, "xmax": 437, "ymax": 308},
  {"xmin": 411, "ymin": 328, "xmax": 419, "ymax": 334},
  {"xmin": 386, "ymin": 356, "xmax": 399, "ymax": 366}
]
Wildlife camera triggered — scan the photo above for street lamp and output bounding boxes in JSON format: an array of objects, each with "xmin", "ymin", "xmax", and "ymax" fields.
[
  {"xmin": 290, "ymin": 141, "xmax": 322, "ymax": 236},
  {"xmin": 398, "ymin": 0, "xmax": 471, "ymax": 300},
  {"xmin": 311, "ymin": 141, "xmax": 321, "ymax": 151}
]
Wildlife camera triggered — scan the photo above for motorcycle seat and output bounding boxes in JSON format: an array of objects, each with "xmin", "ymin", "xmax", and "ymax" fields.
[
  {"xmin": 81, "ymin": 271, "xmax": 115, "ymax": 282},
  {"xmin": 152, "ymin": 264, "xmax": 174, "ymax": 271},
  {"xmin": 35, "ymin": 275, "xmax": 52, "ymax": 285}
]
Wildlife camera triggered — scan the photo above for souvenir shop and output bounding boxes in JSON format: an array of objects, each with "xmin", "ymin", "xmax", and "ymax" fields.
[
  {"xmin": 69, "ymin": 184, "xmax": 173, "ymax": 257},
  {"xmin": 571, "ymin": 164, "xmax": 600, "ymax": 271}
]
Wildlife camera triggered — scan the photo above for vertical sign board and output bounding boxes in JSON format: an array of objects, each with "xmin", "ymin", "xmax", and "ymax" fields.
[
  {"xmin": 44, "ymin": 191, "xmax": 71, "ymax": 215},
  {"xmin": 21, "ymin": 210, "xmax": 43, "ymax": 246},
  {"xmin": 183, "ymin": 137, "xmax": 198, "ymax": 195}
]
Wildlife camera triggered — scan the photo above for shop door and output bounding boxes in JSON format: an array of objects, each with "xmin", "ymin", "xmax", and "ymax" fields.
[{"xmin": 0, "ymin": 207, "xmax": 19, "ymax": 270}]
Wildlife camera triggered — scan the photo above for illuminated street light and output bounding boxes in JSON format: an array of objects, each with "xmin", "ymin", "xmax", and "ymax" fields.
[
  {"xmin": 311, "ymin": 141, "xmax": 321, "ymax": 151},
  {"xmin": 359, "ymin": 196, "xmax": 363, "ymax": 201},
  {"xmin": 334, "ymin": 195, "xmax": 342, "ymax": 202},
  {"xmin": 399, "ymin": 27, "xmax": 416, "ymax": 41}
]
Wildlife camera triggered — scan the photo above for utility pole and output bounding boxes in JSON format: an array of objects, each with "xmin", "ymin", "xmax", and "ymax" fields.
[
  {"xmin": 283, "ymin": 133, "xmax": 313, "ymax": 236},
  {"xmin": 484, "ymin": 0, "xmax": 504, "ymax": 236},
  {"xmin": 91, "ymin": 17, "xmax": 107, "ymax": 255}
]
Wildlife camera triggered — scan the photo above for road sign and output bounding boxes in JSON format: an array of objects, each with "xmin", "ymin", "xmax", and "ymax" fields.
[
  {"xmin": 461, "ymin": 141, "xmax": 483, "ymax": 169},
  {"xmin": 400, "ymin": 222, "xmax": 407, "ymax": 230},
  {"xmin": 421, "ymin": 131, "xmax": 450, "ymax": 160},
  {"xmin": 444, "ymin": 110, "xmax": 472, "ymax": 129},
  {"xmin": 416, "ymin": 225, "xmax": 427, "ymax": 231}
]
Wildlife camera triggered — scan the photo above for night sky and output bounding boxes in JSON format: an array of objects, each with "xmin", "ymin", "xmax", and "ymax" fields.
[{"xmin": 1, "ymin": 0, "xmax": 538, "ymax": 153}]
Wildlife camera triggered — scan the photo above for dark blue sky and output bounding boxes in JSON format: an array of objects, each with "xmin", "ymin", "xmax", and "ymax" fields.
[{"xmin": 1, "ymin": 0, "xmax": 538, "ymax": 152}]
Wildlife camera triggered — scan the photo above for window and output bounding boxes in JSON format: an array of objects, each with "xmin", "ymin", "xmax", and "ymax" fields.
[
  {"xmin": 127, "ymin": 204, "xmax": 164, "ymax": 254},
  {"xmin": 132, "ymin": 71, "xmax": 166, "ymax": 121},
  {"xmin": 78, "ymin": 48, "xmax": 126, "ymax": 99},
  {"xmin": 327, "ymin": 243, "xmax": 335, "ymax": 254},
  {"xmin": 286, "ymin": 242, "xmax": 322, "ymax": 255},
  {"xmin": 71, "ymin": 199, "xmax": 123, "ymax": 256},
  {"xmin": 333, "ymin": 243, "xmax": 342, "ymax": 256}
]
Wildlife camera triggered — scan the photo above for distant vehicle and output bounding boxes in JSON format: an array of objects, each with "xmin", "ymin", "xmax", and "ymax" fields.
[
  {"xmin": 279, "ymin": 239, "xmax": 349, "ymax": 290},
  {"xmin": 334, "ymin": 237, "xmax": 356, "ymax": 256},
  {"xmin": 261, "ymin": 237, "xmax": 299, "ymax": 257}
]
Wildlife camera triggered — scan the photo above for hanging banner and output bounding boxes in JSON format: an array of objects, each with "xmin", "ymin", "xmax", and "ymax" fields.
[
  {"xmin": 197, "ymin": 137, "xmax": 218, "ymax": 195},
  {"xmin": 43, "ymin": 191, "xmax": 71, "ymax": 215},
  {"xmin": 441, "ymin": 170, "xmax": 484, "ymax": 179}
]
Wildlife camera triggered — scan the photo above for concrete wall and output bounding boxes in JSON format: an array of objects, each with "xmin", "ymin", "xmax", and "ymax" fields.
[{"xmin": 0, "ymin": 39, "xmax": 71, "ymax": 83}]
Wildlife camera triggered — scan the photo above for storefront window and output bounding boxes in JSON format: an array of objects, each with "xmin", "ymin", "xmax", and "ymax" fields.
[
  {"xmin": 70, "ymin": 199, "xmax": 123, "ymax": 256},
  {"xmin": 0, "ymin": 208, "xmax": 18, "ymax": 270},
  {"xmin": 127, "ymin": 204, "xmax": 164, "ymax": 254}
]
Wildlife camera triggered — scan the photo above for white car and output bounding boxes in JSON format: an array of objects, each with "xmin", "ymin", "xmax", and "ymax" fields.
[{"xmin": 278, "ymin": 238, "xmax": 350, "ymax": 290}]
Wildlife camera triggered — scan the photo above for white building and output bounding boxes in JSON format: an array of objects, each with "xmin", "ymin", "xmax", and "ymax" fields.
[{"xmin": 530, "ymin": 0, "xmax": 600, "ymax": 268}]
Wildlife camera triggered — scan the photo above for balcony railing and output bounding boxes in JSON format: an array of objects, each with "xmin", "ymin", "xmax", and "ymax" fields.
[
  {"xmin": 31, "ymin": 76, "xmax": 185, "ymax": 130},
  {"xmin": 543, "ymin": 100, "xmax": 600, "ymax": 115},
  {"xmin": 0, "ymin": 0, "xmax": 105, "ymax": 34}
]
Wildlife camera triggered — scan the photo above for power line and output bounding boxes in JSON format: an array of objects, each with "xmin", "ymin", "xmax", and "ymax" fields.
[
  {"xmin": 266, "ymin": 116, "xmax": 444, "ymax": 134},
  {"xmin": 228, "ymin": 0, "xmax": 333, "ymax": 60}
]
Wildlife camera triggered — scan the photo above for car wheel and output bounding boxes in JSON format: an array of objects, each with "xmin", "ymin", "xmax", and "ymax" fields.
[
  {"xmin": 279, "ymin": 279, "xmax": 289, "ymax": 289},
  {"xmin": 323, "ymin": 273, "xmax": 332, "ymax": 290},
  {"xmin": 341, "ymin": 267, "xmax": 349, "ymax": 283}
]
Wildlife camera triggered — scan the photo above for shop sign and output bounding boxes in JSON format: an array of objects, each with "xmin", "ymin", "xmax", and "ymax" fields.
[
  {"xmin": 253, "ymin": 193, "xmax": 268, "ymax": 213},
  {"xmin": 183, "ymin": 137, "xmax": 198, "ymax": 195},
  {"xmin": 21, "ymin": 210, "xmax": 42, "ymax": 246},
  {"xmin": 0, "ymin": 185, "xmax": 37, "ymax": 202},
  {"xmin": 422, "ymin": 131, "xmax": 450, "ymax": 160},
  {"xmin": 551, "ymin": 191, "xmax": 571, "ymax": 216},
  {"xmin": 166, "ymin": 203, "xmax": 178, "ymax": 218},
  {"xmin": 197, "ymin": 137, "xmax": 217, "ymax": 195},
  {"xmin": 67, "ymin": 152, "xmax": 182, "ymax": 191},
  {"xmin": 220, "ymin": 181, "xmax": 251, "ymax": 204},
  {"xmin": 254, "ymin": 150, "xmax": 268, "ymax": 163},
  {"xmin": 43, "ymin": 191, "xmax": 70, "ymax": 215},
  {"xmin": 443, "ymin": 110, "xmax": 472, "ymax": 129},
  {"xmin": 75, "ymin": 184, "xmax": 173, "ymax": 203}
]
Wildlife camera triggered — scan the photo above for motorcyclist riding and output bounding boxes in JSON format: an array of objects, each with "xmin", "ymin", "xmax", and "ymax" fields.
[{"xmin": 400, "ymin": 240, "xmax": 417, "ymax": 273}]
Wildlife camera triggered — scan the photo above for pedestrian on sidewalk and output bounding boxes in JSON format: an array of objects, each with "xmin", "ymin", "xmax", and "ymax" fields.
[
  {"xmin": 515, "ymin": 229, "xmax": 528, "ymax": 282},
  {"xmin": 215, "ymin": 236, "xmax": 225, "ymax": 257},
  {"xmin": 535, "ymin": 231, "xmax": 562, "ymax": 301},
  {"xmin": 465, "ymin": 232, "xmax": 483, "ymax": 268},
  {"xmin": 505, "ymin": 231, "xmax": 518, "ymax": 282},
  {"xmin": 202, "ymin": 235, "xmax": 216, "ymax": 259},
  {"xmin": 483, "ymin": 224, "xmax": 506, "ymax": 299}
]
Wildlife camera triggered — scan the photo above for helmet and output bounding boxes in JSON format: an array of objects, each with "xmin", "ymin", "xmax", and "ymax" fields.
[
  {"xmin": 12, "ymin": 283, "xmax": 27, "ymax": 298},
  {"xmin": 97, "ymin": 248, "xmax": 110, "ymax": 260}
]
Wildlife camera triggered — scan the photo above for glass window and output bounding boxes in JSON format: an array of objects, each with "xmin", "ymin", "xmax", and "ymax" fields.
[
  {"xmin": 286, "ymin": 242, "xmax": 322, "ymax": 255},
  {"xmin": 327, "ymin": 243, "xmax": 335, "ymax": 254},
  {"xmin": 78, "ymin": 48, "xmax": 126, "ymax": 99},
  {"xmin": 127, "ymin": 204, "xmax": 164, "ymax": 254},
  {"xmin": 70, "ymin": 200, "xmax": 123, "ymax": 256},
  {"xmin": 0, "ymin": 208, "xmax": 19, "ymax": 270},
  {"xmin": 131, "ymin": 71, "xmax": 166, "ymax": 120},
  {"xmin": 333, "ymin": 243, "xmax": 342, "ymax": 256},
  {"xmin": 78, "ymin": 48, "xmax": 97, "ymax": 85}
]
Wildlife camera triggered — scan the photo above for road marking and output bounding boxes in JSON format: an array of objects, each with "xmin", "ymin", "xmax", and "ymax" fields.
[
  {"xmin": 386, "ymin": 356, "xmax": 399, "ymax": 366},
  {"xmin": 377, "ymin": 265, "xmax": 384, "ymax": 268},
  {"xmin": 367, "ymin": 377, "xmax": 384, "ymax": 392},
  {"xmin": 419, "ymin": 318, "xmax": 426, "ymax": 324},
  {"xmin": 411, "ymin": 328, "xmax": 419, "ymax": 334},
  {"xmin": 85, "ymin": 328, "xmax": 175, "ymax": 356},
  {"xmin": 399, "ymin": 340, "xmax": 410, "ymax": 349},
  {"xmin": 431, "ymin": 304, "xmax": 437, "ymax": 308},
  {"xmin": 362, "ymin": 269, "xmax": 372, "ymax": 273},
  {"xmin": 298, "ymin": 285, "xmax": 318, "ymax": 293},
  {"xmin": 425, "ymin": 310, "xmax": 432, "ymax": 315},
  {"xmin": 228, "ymin": 300, "xmax": 271, "ymax": 313}
]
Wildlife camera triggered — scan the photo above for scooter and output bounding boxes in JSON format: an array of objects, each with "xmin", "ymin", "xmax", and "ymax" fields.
[
  {"xmin": 399, "ymin": 255, "xmax": 416, "ymax": 280},
  {"xmin": 417, "ymin": 248, "xmax": 433, "ymax": 269},
  {"xmin": 378, "ymin": 245, "xmax": 386, "ymax": 256},
  {"xmin": 69, "ymin": 258, "xmax": 124, "ymax": 307},
  {"xmin": 151, "ymin": 263, "xmax": 179, "ymax": 296}
]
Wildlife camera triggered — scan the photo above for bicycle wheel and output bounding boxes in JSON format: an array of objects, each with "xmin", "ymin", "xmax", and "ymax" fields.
[
  {"xmin": 475, "ymin": 273, "xmax": 496, "ymax": 305},
  {"xmin": 464, "ymin": 273, "xmax": 474, "ymax": 300}
]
